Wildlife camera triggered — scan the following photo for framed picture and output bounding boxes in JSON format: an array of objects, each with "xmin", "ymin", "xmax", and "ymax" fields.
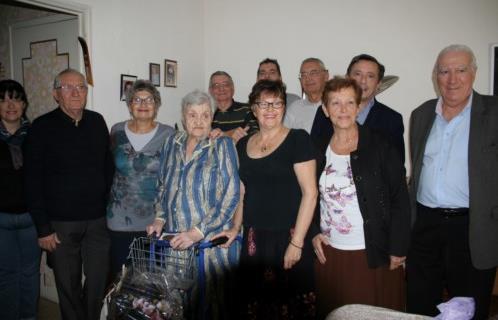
[
  {"xmin": 149, "ymin": 63, "xmax": 160, "ymax": 87},
  {"xmin": 120, "ymin": 74, "xmax": 137, "ymax": 101},
  {"xmin": 164, "ymin": 59, "xmax": 177, "ymax": 87},
  {"xmin": 491, "ymin": 43, "xmax": 498, "ymax": 96}
]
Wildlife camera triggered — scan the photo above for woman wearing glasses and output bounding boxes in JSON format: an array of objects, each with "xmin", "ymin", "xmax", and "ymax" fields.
[
  {"xmin": 234, "ymin": 80, "xmax": 317, "ymax": 318},
  {"xmin": 106, "ymin": 80, "xmax": 174, "ymax": 277},
  {"xmin": 312, "ymin": 78, "xmax": 410, "ymax": 318}
]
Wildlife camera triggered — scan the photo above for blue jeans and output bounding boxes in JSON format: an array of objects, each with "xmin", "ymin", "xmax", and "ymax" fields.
[{"xmin": 0, "ymin": 212, "xmax": 41, "ymax": 320}]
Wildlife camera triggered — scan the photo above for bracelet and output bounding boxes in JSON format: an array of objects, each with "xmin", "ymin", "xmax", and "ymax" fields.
[{"xmin": 289, "ymin": 240, "xmax": 303, "ymax": 250}]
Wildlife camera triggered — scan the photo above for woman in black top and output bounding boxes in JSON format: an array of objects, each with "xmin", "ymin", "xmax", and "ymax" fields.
[
  {"xmin": 0, "ymin": 80, "xmax": 40, "ymax": 319},
  {"xmin": 235, "ymin": 80, "xmax": 317, "ymax": 319}
]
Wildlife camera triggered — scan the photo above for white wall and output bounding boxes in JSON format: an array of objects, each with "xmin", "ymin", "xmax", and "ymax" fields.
[
  {"xmin": 204, "ymin": 0, "xmax": 498, "ymax": 159},
  {"xmin": 16, "ymin": 0, "xmax": 498, "ymax": 146},
  {"xmin": 67, "ymin": 0, "xmax": 204, "ymax": 129}
]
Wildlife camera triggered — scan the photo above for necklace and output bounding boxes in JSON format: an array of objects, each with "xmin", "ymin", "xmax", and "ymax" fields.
[
  {"xmin": 258, "ymin": 127, "xmax": 284, "ymax": 153},
  {"xmin": 331, "ymin": 130, "xmax": 358, "ymax": 154}
]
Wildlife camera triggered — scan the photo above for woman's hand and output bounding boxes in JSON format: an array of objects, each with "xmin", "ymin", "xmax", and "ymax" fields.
[
  {"xmin": 146, "ymin": 218, "xmax": 165, "ymax": 237},
  {"xmin": 389, "ymin": 255, "xmax": 406, "ymax": 270},
  {"xmin": 284, "ymin": 241, "xmax": 303, "ymax": 270},
  {"xmin": 170, "ymin": 228, "xmax": 203, "ymax": 250},
  {"xmin": 312, "ymin": 233, "xmax": 328, "ymax": 264},
  {"xmin": 212, "ymin": 225, "xmax": 240, "ymax": 248}
]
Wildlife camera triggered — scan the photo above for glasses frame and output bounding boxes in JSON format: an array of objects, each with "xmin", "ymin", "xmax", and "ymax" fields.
[{"xmin": 254, "ymin": 100, "xmax": 285, "ymax": 110}]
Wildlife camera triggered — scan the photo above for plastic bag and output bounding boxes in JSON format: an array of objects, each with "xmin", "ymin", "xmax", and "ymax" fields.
[
  {"xmin": 108, "ymin": 266, "xmax": 186, "ymax": 320},
  {"xmin": 434, "ymin": 297, "xmax": 475, "ymax": 320}
]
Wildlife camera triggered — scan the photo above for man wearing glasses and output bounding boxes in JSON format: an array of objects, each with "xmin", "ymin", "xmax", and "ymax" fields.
[
  {"xmin": 284, "ymin": 57, "xmax": 329, "ymax": 133},
  {"xmin": 209, "ymin": 70, "xmax": 258, "ymax": 143},
  {"xmin": 25, "ymin": 68, "xmax": 113, "ymax": 320}
]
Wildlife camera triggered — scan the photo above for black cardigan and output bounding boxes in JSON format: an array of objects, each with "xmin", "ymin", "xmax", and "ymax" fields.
[
  {"xmin": 312, "ymin": 125, "xmax": 411, "ymax": 268},
  {"xmin": 24, "ymin": 108, "xmax": 114, "ymax": 237}
]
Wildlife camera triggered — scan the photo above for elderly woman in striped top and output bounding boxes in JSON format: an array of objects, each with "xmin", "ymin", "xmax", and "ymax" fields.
[{"xmin": 147, "ymin": 90, "xmax": 240, "ymax": 320}]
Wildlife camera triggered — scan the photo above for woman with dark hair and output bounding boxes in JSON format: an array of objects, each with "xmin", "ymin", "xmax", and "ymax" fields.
[
  {"xmin": 312, "ymin": 78, "xmax": 410, "ymax": 318},
  {"xmin": 0, "ymin": 79, "xmax": 40, "ymax": 319},
  {"xmin": 107, "ymin": 80, "xmax": 174, "ymax": 276},
  {"xmin": 235, "ymin": 80, "xmax": 317, "ymax": 319}
]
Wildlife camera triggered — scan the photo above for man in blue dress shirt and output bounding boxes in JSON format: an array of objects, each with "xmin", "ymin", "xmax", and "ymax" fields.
[{"xmin": 407, "ymin": 44, "xmax": 498, "ymax": 320}]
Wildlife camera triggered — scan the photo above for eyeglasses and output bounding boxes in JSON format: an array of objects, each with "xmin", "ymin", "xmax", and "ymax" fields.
[
  {"xmin": 210, "ymin": 82, "xmax": 232, "ymax": 90},
  {"xmin": 131, "ymin": 96, "xmax": 155, "ymax": 105},
  {"xmin": 254, "ymin": 101, "xmax": 284, "ymax": 110},
  {"xmin": 56, "ymin": 84, "xmax": 88, "ymax": 93},
  {"xmin": 299, "ymin": 69, "xmax": 325, "ymax": 79}
]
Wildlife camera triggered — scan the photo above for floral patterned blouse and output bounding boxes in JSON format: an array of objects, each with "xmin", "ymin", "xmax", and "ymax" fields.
[{"xmin": 106, "ymin": 121, "xmax": 174, "ymax": 231}]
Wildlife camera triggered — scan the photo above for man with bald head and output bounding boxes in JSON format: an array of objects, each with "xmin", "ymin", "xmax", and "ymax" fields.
[
  {"xmin": 407, "ymin": 45, "xmax": 498, "ymax": 319},
  {"xmin": 25, "ymin": 69, "xmax": 113, "ymax": 320},
  {"xmin": 209, "ymin": 71, "xmax": 258, "ymax": 143},
  {"xmin": 284, "ymin": 57, "xmax": 329, "ymax": 133}
]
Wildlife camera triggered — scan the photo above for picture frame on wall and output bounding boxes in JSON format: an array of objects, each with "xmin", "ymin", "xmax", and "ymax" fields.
[
  {"xmin": 120, "ymin": 74, "xmax": 137, "ymax": 101},
  {"xmin": 164, "ymin": 59, "xmax": 177, "ymax": 87},
  {"xmin": 149, "ymin": 63, "xmax": 160, "ymax": 87}
]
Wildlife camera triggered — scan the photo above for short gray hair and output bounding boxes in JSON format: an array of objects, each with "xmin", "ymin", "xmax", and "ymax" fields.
[
  {"xmin": 53, "ymin": 68, "xmax": 87, "ymax": 89},
  {"xmin": 301, "ymin": 57, "xmax": 327, "ymax": 71},
  {"xmin": 181, "ymin": 90, "xmax": 215, "ymax": 120},
  {"xmin": 126, "ymin": 79, "xmax": 162, "ymax": 108},
  {"xmin": 433, "ymin": 44, "xmax": 478, "ymax": 75},
  {"xmin": 209, "ymin": 71, "xmax": 233, "ymax": 87}
]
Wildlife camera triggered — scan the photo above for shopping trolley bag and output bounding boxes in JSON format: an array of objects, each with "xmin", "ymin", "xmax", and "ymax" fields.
[{"xmin": 107, "ymin": 237, "xmax": 195, "ymax": 320}]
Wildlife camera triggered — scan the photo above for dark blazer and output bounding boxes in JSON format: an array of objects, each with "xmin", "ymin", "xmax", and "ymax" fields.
[
  {"xmin": 311, "ymin": 99, "xmax": 405, "ymax": 163},
  {"xmin": 313, "ymin": 125, "xmax": 411, "ymax": 268},
  {"xmin": 409, "ymin": 91, "xmax": 498, "ymax": 270}
]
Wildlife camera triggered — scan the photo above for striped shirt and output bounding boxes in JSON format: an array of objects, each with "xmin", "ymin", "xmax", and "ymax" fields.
[
  {"xmin": 212, "ymin": 100, "xmax": 258, "ymax": 135},
  {"xmin": 154, "ymin": 131, "xmax": 241, "ymax": 317}
]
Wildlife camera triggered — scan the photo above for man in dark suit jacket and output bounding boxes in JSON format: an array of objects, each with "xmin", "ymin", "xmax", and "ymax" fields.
[
  {"xmin": 311, "ymin": 54, "xmax": 405, "ymax": 163},
  {"xmin": 407, "ymin": 44, "xmax": 498, "ymax": 320}
]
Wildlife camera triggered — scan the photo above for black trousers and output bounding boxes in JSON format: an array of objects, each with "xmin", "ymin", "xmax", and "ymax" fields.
[
  {"xmin": 48, "ymin": 217, "xmax": 110, "ymax": 320},
  {"xmin": 406, "ymin": 204, "xmax": 496, "ymax": 320}
]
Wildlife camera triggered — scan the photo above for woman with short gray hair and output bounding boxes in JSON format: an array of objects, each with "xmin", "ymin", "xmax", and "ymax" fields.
[
  {"xmin": 107, "ymin": 79, "xmax": 174, "ymax": 277},
  {"xmin": 147, "ymin": 89, "xmax": 240, "ymax": 319}
]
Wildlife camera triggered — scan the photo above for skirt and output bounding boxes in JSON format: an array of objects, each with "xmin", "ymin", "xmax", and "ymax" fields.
[
  {"xmin": 238, "ymin": 226, "xmax": 316, "ymax": 319},
  {"xmin": 314, "ymin": 245, "xmax": 405, "ymax": 319}
]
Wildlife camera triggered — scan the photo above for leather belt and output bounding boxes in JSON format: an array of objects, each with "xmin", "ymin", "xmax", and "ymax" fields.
[{"xmin": 417, "ymin": 203, "xmax": 469, "ymax": 217}]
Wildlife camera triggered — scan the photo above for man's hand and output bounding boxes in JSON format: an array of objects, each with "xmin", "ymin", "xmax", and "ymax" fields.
[
  {"xmin": 209, "ymin": 128, "xmax": 224, "ymax": 140},
  {"xmin": 38, "ymin": 233, "xmax": 60, "ymax": 252},
  {"xmin": 225, "ymin": 126, "xmax": 249, "ymax": 143},
  {"xmin": 389, "ymin": 255, "xmax": 406, "ymax": 270}
]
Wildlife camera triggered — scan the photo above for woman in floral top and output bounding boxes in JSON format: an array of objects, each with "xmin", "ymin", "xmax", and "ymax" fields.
[
  {"xmin": 107, "ymin": 80, "xmax": 174, "ymax": 276},
  {"xmin": 311, "ymin": 78, "xmax": 410, "ymax": 318}
]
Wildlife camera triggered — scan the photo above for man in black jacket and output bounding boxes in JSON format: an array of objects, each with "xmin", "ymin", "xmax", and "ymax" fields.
[{"xmin": 25, "ymin": 68, "xmax": 113, "ymax": 320}]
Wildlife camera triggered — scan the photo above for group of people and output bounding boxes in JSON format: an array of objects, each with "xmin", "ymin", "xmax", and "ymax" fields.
[{"xmin": 0, "ymin": 43, "xmax": 496, "ymax": 320}]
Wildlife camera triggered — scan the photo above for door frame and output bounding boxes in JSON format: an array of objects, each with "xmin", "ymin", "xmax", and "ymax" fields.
[{"xmin": 13, "ymin": 0, "xmax": 93, "ymax": 106}]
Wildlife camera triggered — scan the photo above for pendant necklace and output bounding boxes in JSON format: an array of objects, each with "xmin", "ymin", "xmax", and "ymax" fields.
[{"xmin": 260, "ymin": 127, "xmax": 282, "ymax": 153}]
